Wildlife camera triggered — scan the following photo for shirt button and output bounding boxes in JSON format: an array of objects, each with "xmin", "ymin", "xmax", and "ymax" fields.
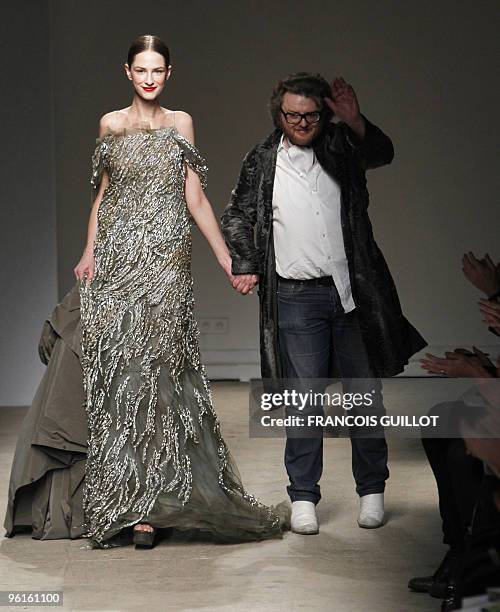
[
  {"xmin": 316, "ymin": 212, "xmax": 319, "ymax": 215},
  {"xmin": 312, "ymin": 189, "xmax": 317, "ymax": 194},
  {"xmin": 322, "ymin": 234, "xmax": 326, "ymax": 238}
]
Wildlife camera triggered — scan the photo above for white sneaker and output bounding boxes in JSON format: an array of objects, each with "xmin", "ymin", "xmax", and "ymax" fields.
[
  {"xmin": 291, "ymin": 501, "xmax": 319, "ymax": 535},
  {"xmin": 357, "ymin": 493, "xmax": 385, "ymax": 528}
]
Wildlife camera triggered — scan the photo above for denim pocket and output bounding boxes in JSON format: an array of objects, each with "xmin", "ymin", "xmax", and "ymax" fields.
[{"xmin": 277, "ymin": 281, "xmax": 297, "ymax": 297}]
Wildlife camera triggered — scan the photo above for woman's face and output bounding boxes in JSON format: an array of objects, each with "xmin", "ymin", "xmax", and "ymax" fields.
[{"xmin": 125, "ymin": 50, "xmax": 171, "ymax": 100}]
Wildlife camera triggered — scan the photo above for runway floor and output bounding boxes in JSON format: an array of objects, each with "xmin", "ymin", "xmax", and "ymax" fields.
[{"xmin": 0, "ymin": 382, "xmax": 443, "ymax": 611}]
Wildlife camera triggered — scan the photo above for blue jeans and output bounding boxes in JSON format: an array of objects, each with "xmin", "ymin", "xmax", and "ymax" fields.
[{"xmin": 277, "ymin": 277, "xmax": 389, "ymax": 503}]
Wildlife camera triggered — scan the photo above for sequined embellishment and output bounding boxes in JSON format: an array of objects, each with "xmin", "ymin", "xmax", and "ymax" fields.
[{"xmin": 79, "ymin": 127, "xmax": 285, "ymax": 547}]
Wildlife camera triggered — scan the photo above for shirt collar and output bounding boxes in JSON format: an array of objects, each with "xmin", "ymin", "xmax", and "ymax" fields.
[
  {"xmin": 278, "ymin": 133, "xmax": 315, "ymax": 157},
  {"xmin": 279, "ymin": 134, "xmax": 316, "ymax": 175}
]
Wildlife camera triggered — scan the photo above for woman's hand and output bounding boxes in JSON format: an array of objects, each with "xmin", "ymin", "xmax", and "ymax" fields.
[
  {"xmin": 218, "ymin": 250, "xmax": 258, "ymax": 295},
  {"xmin": 218, "ymin": 252, "xmax": 235, "ymax": 285},
  {"xmin": 74, "ymin": 248, "xmax": 95, "ymax": 282},
  {"xmin": 219, "ymin": 252, "xmax": 258, "ymax": 294}
]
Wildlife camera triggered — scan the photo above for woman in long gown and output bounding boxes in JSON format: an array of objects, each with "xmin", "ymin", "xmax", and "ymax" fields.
[{"xmin": 71, "ymin": 34, "xmax": 289, "ymax": 548}]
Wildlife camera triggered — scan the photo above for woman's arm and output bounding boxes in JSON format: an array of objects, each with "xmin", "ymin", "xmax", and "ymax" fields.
[
  {"xmin": 74, "ymin": 116, "xmax": 110, "ymax": 281},
  {"xmin": 176, "ymin": 112, "xmax": 235, "ymax": 284}
]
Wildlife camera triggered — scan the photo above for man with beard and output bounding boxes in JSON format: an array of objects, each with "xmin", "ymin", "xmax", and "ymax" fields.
[{"xmin": 221, "ymin": 73, "xmax": 426, "ymax": 534}]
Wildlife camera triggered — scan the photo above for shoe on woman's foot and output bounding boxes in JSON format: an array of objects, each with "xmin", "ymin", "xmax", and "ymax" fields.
[{"xmin": 133, "ymin": 525, "xmax": 157, "ymax": 549}]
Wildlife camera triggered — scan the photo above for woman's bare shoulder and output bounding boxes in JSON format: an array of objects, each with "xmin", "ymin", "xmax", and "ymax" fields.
[
  {"xmin": 98, "ymin": 109, "xmax": 130, "ymax": 135},
  {"xmin": 173, "ymin": 110, "xmax": 194, "ymax": 143},
  {"xmin": 173, "ymin": 110, "xmax": 193, "ymax": 127}
]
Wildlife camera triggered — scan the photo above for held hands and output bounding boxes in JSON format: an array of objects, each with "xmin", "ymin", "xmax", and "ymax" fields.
[
  {"xmin": 220, "ymin": 254, "xmax": 235, "ymax": 285},
  {"xmin": 324, "ymin": 77, "xmax": 362, "ymax": 129},
  {"xmin": 462, "ymin": 251, "xmax": 500, "ymax": 296},
  {"xmin": 74, "ymin": 248, "xmax": 95, "ymax": 283},
  {"xmin": 218, "ymin": 253, "xmax": 258, "ymax": 296},
  {"xmin": 232, "ymin": 274, "xmax": 259, "ymax": 296}
]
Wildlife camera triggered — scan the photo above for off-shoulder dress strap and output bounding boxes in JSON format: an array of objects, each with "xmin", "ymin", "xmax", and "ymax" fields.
[
  {"xmin": 90, "ymin": 137, "xmax": 108, "ymax": 204},
  {"xmin": 171, "ymin": 128, "xmax": 209, "ymax": 190}
]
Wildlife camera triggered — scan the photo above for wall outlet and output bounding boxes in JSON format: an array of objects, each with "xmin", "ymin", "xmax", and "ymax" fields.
[{"xmin": 198, "ymin": 317, "xmax": 229, "ymax": 334}]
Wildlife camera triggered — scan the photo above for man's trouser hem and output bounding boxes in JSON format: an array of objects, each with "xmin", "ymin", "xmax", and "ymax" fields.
[
  {"xmin": 287, "ymin": 491, "xmax": 321, "ymax": 505},
  {"xmin": 357, "ymin": 485, "xmax": 386, "ymax": 497}
]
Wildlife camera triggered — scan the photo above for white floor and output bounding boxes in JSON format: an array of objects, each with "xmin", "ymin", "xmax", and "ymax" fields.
[{"xmin": 0, "ymin": 382, "xmax": 444, "ymax": 611}]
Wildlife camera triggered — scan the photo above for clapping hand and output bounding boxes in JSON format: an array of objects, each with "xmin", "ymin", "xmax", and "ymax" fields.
[
  {"xmin": 479, "ymin": 298, "xmax": 500, "ymax": 333},
  {"xmin": 420, "ymin": 347, "xmax": 494, "ymax": 378},
  {"xmin": 462, "ymin": 346, "xmax": 496, "ymax": 370},
  {"xmin": 462, "ymin": 252, "xmax": 500, "ymax": 296}
]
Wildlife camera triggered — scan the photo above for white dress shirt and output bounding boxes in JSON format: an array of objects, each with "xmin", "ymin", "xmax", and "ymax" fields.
[{"xmin": 272, "ymin": 134, "xmax": 355, "ymax": 313}]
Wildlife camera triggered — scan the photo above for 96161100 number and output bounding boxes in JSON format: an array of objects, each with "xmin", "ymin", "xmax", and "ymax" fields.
[{"xmin": 0, "ymin": 591, "xmax": 63, "ymax": 607}]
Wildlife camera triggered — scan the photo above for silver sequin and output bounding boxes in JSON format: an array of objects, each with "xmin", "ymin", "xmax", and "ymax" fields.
[{"xmin": 79, "ymin": 126, "xmax": 288, "ymax": 547}]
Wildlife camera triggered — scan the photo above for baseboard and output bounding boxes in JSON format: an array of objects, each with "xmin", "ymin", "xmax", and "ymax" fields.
[{"xmin": 201, "ymin": 345, "xmax": 499, "ymax": 381}]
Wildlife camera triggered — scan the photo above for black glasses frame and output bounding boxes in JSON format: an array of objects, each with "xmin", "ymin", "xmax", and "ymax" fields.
[{"xmin": 280, "ymin": 108, "xmax": 322, "ymax": 125}]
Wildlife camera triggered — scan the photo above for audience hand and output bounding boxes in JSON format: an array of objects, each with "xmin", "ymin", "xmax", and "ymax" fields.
[
  {"xmin": 420, "ymin": 350, "xmax": 494, "ymax": 378},
  {"xmin": 456, "ymin": 346, "xmax": 495, "ymax": 369},
  {"xmin": 479, "ymin": 298, "xmax": 500, "ymax": 333},
  {"xmin": 462, "ymin": 252, "xmax": 500, "ymax": 297}
]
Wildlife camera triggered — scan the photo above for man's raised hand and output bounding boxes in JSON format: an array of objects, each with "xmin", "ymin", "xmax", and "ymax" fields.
[{"xmin": 324, "ymin": 77, "xmax": 361, "ymax": 126}]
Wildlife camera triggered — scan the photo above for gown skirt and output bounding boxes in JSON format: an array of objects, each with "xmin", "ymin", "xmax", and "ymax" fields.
[{"xmin": 4, "ymin": 125, "xmax": 290, "ymax": 547}]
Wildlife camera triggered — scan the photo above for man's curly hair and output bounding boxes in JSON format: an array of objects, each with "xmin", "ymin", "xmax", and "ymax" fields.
[{"xmin": 269, "ymin": 72, "xmax": 333, "ymax": 129}]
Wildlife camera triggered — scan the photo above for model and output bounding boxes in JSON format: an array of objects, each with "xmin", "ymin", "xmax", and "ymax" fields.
[{"xmin": 5, "ymin": 34, "xmax": 290, "ymax": 549}]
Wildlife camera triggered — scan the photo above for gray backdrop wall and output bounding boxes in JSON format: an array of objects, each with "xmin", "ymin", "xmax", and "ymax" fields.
[
  {"xmin": 2, "ymin": 0, "xmax": 499, "ymax": 404},
  {"xmin": 0, "ymin": 2, "xmax": 58, "ymax": 406}
]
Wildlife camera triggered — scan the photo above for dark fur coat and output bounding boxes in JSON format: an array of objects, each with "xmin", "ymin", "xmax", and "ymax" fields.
[{"xmin": 221, "ymin": 115, "xmax": 427, "ymax": 382}]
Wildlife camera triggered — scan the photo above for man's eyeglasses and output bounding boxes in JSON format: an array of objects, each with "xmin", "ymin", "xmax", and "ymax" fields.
[{"xmin": 280, "ymin": 108, "xmax": 322, "ymax": 126}]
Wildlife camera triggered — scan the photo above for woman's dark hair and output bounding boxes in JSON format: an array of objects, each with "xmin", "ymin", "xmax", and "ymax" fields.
[
  {"xmin": 269, "ymin": 72, "xmax": 333, "ymax": 129},
  {"xmin": 127, "ymin": 34, "xmax": 170, "ymax": 67}
]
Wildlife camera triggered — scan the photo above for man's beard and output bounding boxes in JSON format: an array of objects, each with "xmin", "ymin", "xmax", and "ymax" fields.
[{"xmin": 283, "ymin": 123, "xmax": 323, "ymax": 147}]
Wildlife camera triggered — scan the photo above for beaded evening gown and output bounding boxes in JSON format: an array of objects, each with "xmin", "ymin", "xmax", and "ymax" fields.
[{"xmin": 79, "ymin": 121, "xmax": 290, "ymax": 548}]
